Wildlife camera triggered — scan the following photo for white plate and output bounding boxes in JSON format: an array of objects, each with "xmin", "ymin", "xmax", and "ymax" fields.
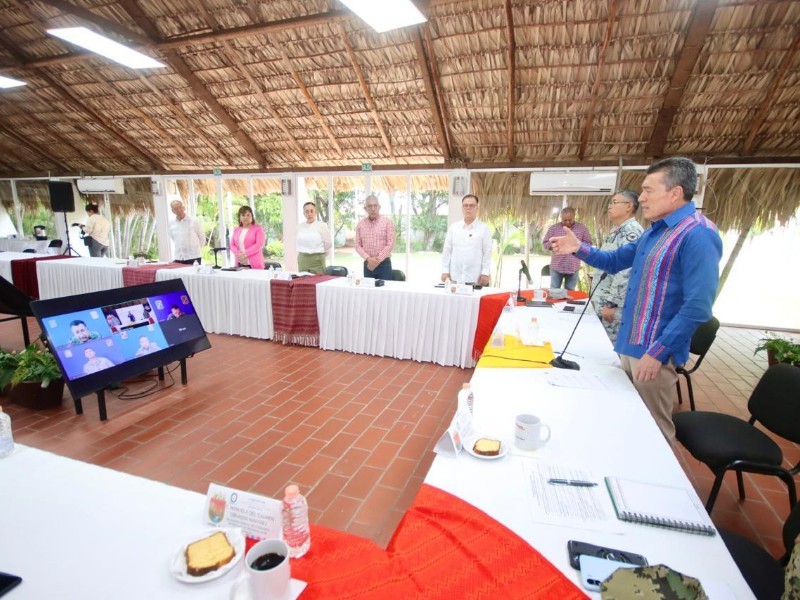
[
  {"xmin": 465, "ymin": 438, "xmax": 508, "ymax": 460},
  {"xmin": 231, "ymin": 577, "xmax": 307, "ymax": 600},
  {"xmin": 170, "ymin": 527, "xmax": 245, "ymax": 583}
]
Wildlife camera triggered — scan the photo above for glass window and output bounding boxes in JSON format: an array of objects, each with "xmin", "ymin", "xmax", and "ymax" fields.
[
  {"xmin": 251, "ymin": 178, "xmax": 283, "ymax": 263},
  {"xmin": 331, "ymin": 176, "xmax": 363, "ymax": 275},
  {"xmin": 14, "ymin": 181, "xmax": 57, "ymax": 241},
  {"xmin": 409, "ymin": 174, "xmax": 449, "ymax": 283},
  {"xmin": 371, "ymin": 175, "xmax": 408, "ymax": 278}
]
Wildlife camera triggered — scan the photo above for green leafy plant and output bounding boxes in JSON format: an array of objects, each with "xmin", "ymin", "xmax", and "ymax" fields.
[
  {"xmin": 754, "ymin": 334, "xmax": 800, "ymax": 366},
  {"xmin": 0, "ymin": 343, "xmax": 63, "ymax": 390}
]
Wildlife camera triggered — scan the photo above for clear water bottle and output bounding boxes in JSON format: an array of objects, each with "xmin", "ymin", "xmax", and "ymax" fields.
[
  {"xmin": 282, "ymin": 485, "xmax": 311, "ymax": 558},
  {"xmin": 458, "ymin": 383, "xmax": 474, "ymax": 414},
  {"xmin": 0, "ymin": 406, "xmax": 14, "ymax": 458}
]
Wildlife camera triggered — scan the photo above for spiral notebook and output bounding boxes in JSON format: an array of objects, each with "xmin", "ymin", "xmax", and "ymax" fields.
[{"xmin": 605, "ymin": 477, "xmax": 716, "ymax": 536}]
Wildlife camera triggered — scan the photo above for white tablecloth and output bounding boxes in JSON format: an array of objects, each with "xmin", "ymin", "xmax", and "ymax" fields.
[
  {"xmin": 36, "ymin": 257, "xmax": 126, "ymax": 299},
  {"xmin": 156, "ymin": 267, "xmax": 274, "ymax": 339},
  {"xmin": 0, "ymin": 445, "xmax": 237, "ymax": 600},
  {"xmin": 425, "ymin": 307, "xmax": 753, "ymax": 598},
  {"xmin": 0, "ymin": 251, "xmax": 48, "ymax": 282},
  {"xmin": 317, "ymin": 278, "xmax": 497, "ymax": 368},
  {"xmin": 0, "ymin": 238, "xmax": 50, "ymax": 253}
]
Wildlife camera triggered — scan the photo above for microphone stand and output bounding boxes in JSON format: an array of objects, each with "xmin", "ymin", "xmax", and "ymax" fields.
[
  {"xmin": 550, "ymin": 272, "xmax": 608, "ymax": 370},
  {"xmin": 517, "ymin": 268, "xmax": 526, "ymax": 303}
]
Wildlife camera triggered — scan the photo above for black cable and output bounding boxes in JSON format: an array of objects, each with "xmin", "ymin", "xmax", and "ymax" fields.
[
  {"xmin": 479, "ymin": 354, "xmax": 551, "ymax": 365},
  {"xmin": 108, "ymin": 362, "xmax": 179, "ymax": 400}
]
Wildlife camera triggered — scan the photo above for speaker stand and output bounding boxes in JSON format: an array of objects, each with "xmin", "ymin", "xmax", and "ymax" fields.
[{"xmin": 61, "ymin": 211, "xmax": 81, "ymax": 256}]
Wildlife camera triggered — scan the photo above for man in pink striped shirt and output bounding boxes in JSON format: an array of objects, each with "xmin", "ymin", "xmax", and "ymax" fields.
[
  {"xmin": 542, "ymin": 207, "xmax": 592, "ymax": 289},
  {"xmin": 355, "ymin": 195, "xmax": 396, "ymax": 280}
]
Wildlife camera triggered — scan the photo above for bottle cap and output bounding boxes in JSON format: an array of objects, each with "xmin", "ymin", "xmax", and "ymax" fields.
[{"xmin": 285, "ymin": 484, "xmax": 300, "ymax": 498}]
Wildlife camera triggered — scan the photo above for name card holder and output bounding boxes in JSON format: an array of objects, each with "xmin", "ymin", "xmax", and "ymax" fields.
[{"xmin": 205, "ymin": 483, "xmax": 282, "ymax": 542}]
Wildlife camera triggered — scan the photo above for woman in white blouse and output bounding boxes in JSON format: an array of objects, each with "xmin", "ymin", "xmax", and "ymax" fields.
[{"xmin": 296, "ymin": 202, "xmax": 332, "ymax": 274}]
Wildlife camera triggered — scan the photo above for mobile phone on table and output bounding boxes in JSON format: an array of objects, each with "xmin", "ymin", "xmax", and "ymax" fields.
[
  {"xmin": 566, "ymin": 300, "xmax": 586, "ymax": 305},
  {"xmin": 567, "ymin": 540, "xmax": 648, "ymax": 570},
  {"xmin": 0, "ymin": 572, "xmax": 22, "ymax": 597},
  {"xmin": 562, "ymin": 305, "xmax": 575, "ymax": 312},
  {"xmin": 579, "ymin": 555, "xmax": 638, "ymax": 592}
]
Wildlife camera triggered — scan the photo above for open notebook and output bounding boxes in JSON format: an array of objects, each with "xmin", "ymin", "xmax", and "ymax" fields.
[{"xmin": 605, "ymin": 477, "xmax": 716, "ymax": 536}]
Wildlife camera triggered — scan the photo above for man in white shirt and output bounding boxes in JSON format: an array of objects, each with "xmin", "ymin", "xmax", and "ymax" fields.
[
  {"xmin": 441, "ymin": 194, "xmax": 492, "ymax": 286},
  {"xmin": 169, "ymin": 200, "xmax": 205, "ymax": 264},
  {"xmin": 81, "ymin": 203, "xmax": 111, "ymax": 257}
]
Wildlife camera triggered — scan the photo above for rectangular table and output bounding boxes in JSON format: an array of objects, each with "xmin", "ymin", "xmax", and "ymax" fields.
[
  {"xmin": 425, "ymin": 306, "xmax": 753, "ymax": 598},
  {"xmin": 0, "ymin": 238, "xmax": 50, "ymax": 253},
  {"xmin": 316, "ymin": 278, "xmax": 497, "ymax": 368},
  {"xmin": 36, "ymin": 257, "xmax": 127, "ymax": 299},
  {"xmin": 156, "ymin": 267, "xmax": 274, "ymax": 339},
  {"xmin": 0, "ymin": 251, "xmax": 47, "ymax": 283}
]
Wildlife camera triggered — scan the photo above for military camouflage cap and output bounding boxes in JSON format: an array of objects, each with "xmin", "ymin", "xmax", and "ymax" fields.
[
  {"xmin": 784, "ymin": 539, "xmax": 800, "ymax": 600},
  {"xmin": 601, "ymin": 564, "xmax": 708, "ymax": 600}
]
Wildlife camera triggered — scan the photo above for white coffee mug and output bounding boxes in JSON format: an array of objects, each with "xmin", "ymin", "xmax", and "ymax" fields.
[
  {"xmin": 230, "ymin": 539, "xmax": 290, "ymax": 600},
  {"xmin": 534, "ymin": 289, "xmax": 546, "ymax": 301},
  {"xmin": 514, "ymin": 414, "xmax": 551, "ymax": 451}
]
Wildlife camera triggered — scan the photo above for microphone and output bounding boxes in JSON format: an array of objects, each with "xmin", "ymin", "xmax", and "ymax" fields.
[
  {"xmin": 517, "ymin": 260, "xmax": 534, "ymax": 303},
  {"xmin": 550, "ymin": 272, "xmax": 608, "ymax": 370},
  {"xmin": 520, "ymin": 260, "xmax": 533, "ymax": 285}
]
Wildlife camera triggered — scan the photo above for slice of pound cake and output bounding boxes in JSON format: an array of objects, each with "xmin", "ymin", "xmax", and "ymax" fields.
[
  {"xmin": 185, "ymin": 531, "xmax": 235, "ymax": 576},
  {"xmin": 472, "ymin": 438, "xmax": 501, "ymax": 456}
]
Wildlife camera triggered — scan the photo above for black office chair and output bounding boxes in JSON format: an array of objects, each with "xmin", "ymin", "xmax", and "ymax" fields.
[
  {"xmin": 540, "ymin": 265, "xmax": 550, "ymax": 287},
  {"xmin": 22, "ymin": 248, "xmax": 36, "ymax": 253},
  {"xmin": 674, "ymin": 363, "xmax": 800, "ymax": 513},
  {"xmin": 675, "ymin": 316, "xmax": 720, "ymax": 411},
  {"xmin": 0, "ymin": 277, "xmax": 35, "ymax": 346},
  {"xmin": 391, "ymin": 269, "xmax": 406, "ymax": 281},
  {"xmin": 720, "ymin": 499, "xmax": 800, "ymax": 600},
  {"xmin": 48, "ymin": 239, "xmax": 63, "ymax": 250},
  {"xmin": 265, "ymin": 261, "xmax": 282, "ymax": 270},
  {"xmin": 324, "ymin": 265, "xmax": 348, "ymax": 277}
]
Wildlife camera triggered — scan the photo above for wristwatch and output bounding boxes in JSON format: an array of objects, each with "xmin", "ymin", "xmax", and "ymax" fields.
[{"xmin": 602, "ymin": 302, "xmax": 618, "ymax": 309}]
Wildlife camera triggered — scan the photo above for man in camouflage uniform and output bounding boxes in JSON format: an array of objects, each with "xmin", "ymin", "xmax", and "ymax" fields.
[
  {"xmin": 591, "ymin": 190, "xmax": 644, "ymax": 343},
  {"xmin": 601, "ymin": 564, "xmax": 708, "ymax": 599}
]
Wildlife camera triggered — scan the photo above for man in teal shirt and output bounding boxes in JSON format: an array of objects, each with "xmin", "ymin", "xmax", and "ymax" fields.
[{"xmin": 550, "ymin": 157, "xmax": 722, "ymax": 444}]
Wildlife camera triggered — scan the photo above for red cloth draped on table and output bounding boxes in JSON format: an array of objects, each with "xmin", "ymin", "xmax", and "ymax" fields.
[
  {"xmin": 289, "ymin": 484, "xmax": 583, "ymax": 599},
  {"xmin": 121, "ymin": 262, "xmax": 186, "ymax": 287},
  {"xmin": 10, "ymin": 255, "xmax": 75, "ymax": 299},
  {"xmin": 270, "ymin": 275, "xmax": 336, "ymax": 346},
  {"xmin": 472, "ymin": 289, "xmax": 590, "ymax": 361}
]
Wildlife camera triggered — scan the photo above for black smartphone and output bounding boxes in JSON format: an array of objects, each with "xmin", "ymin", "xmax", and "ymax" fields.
[
  {"xmin": 0, "ymin": 572, "xmax": 22, "ymax": 597},
  {"xmin": 563, "ymin": 305, "xmax": 575, "ymax": 312},
  {"xmin": 566, "ymin": 300, "xmax": 586, "ymax": 305},
  {"xmin": 567, "ymin": 540, "xmax": 648, "ymax": 570}
]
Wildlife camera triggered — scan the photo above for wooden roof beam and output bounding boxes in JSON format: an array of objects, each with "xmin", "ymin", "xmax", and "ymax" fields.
[
  {"xmin": 0, "ymin": 123, "xmax": 72, "ymax": 172},
  {"xmin": 412, "ymin": 27, "xmax": 451, "ymax": 162},
  {"xmin": 578, "ymin": 0, "xmax": 617, "ymax": 161},
  {"xmin": 339, "ymin": 26, "xmax": 394, "ymax": 161},
  {"xmin": 504, "ymin": 0, "xmax": 516, "ymax": 162},
  {"xmin": 277, "ymin": 46, "xmax": 343, "ymax": 157},
  {"xmin": 741, "ymin": 31, "xmax": 800, "ymax": 155},
  {"xmin": 646, "ymin": 0, "xmax": 718, "ymax": 158}
]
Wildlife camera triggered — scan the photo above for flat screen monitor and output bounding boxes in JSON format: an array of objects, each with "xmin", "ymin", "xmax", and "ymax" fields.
[{"xmin": 31, "ymin": 279, "xmax": 211, "ymax": 399}]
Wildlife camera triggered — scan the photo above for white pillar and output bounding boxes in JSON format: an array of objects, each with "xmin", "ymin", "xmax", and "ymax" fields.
[
  {"xmin": 152, "ymin": 175, "xmax": 171, "ymax": 262},
  {"xmin": 281, "ymin": 174, "xmax": 298, "ymax": 271}
]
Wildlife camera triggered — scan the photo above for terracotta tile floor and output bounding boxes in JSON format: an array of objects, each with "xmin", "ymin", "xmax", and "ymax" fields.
[{"xmin": 2, "ymin": 318, "xmax": 798, "ymax": 557}]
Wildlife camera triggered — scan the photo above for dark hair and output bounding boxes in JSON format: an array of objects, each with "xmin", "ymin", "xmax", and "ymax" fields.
[
  {"xmin": 237, "ymin": 205, "xmax": 255, "ymax": 226},
  {"xmin": 561, "ymin": 207, "xmax": 576, "ymax": 215},
  {"xmin": 69, "ymin": 319, "xmax": 86, "ymax": 328},
  {"xmin": 85, "ymin": 203, "xmax": 99, "ymax": 214},
  {"xmin": 303, "ymin": 202, "xmax": 316, "ymax": 210},
  {"xmin": 615, "ymin": 189, "xmax": 640, "ymax": 212},
  {"xmin": 646, "ymin": 157, "xmax": 697, "ymax": 201},
  {"xmin": 462, "ymin": 194, "xmax": 479, "ymax": 205}
]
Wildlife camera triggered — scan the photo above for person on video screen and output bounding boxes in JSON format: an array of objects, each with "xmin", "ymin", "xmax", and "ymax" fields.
[
  {"xmin": 135, "ymin": 336, "xmax": 161, "ymax": 357},
  {"xmin": 105, "ymin": 314, "xmax": 122, "ymax": 332},
  {"xmin": 70, "ymin": 320, "xmax": 101, "ymax": 345},
  {"xmin": 167, "ymin": 305, "xmax": 184, "ymax": 320},
  {"xmin": 82, "ymin": 347, "xmax": 115, "ymax": 375}
]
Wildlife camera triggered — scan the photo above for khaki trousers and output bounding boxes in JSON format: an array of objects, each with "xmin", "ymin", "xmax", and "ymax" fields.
[{"xmin": 620, "ymin": 354, "xmax": 678, "ymax": 445}]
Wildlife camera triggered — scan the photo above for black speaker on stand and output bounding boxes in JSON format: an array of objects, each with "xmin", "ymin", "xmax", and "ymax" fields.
[{"xmin": 48, "ymin": 181, "xmax": 80, "ymax": 256}]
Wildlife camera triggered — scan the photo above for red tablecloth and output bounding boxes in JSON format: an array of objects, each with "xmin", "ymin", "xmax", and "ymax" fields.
[
  {"xmin": 287, "ymin": 484, "xmax": 583, "ymax": 599},
  {"xmin": 270, "ymin": 275, "xmax": 336, "ymax": 346},
  {"xmin": 10, "ymin": 255, "xmax": 76, "ymax": 299},
  {"xmin": 121, "ymin": 262, "xmax": 187, "ymax": 287}
]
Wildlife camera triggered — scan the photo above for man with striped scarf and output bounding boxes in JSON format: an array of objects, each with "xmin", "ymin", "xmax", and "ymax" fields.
[{"xmin": 550, "ymin": 157, "xmax": 722, "ymax": 445}]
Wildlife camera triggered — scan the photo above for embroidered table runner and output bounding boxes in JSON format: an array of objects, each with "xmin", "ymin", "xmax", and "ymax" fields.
[
  {"xmin": 10, "ymin": 255, "xmax": 75, "ymax": 299},
  {"xmin": 271, "ymin": 275, "xmax": 336, "ymax": 346}
]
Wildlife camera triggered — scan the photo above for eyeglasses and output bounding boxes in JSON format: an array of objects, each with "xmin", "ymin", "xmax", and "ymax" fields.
[
  {"xmin": 608, "ymin": 200, "xmax": 631, "ymax": 206},
  {"xmin": 462, "ymin": 204, "xmax": 478, "ymax": 209}
]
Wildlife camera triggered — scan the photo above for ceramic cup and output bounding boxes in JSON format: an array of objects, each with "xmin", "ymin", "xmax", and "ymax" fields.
[
  {"xmin": 534, "ymin": 289, "xmax": 546, "ymax": 301},
  {"xmin": 514, "ymin": 414, "xmax": 551, "ymax": 451},
  {"xmin": 231, "ymin": 539, "xmax": 290, "ymax": 600}
]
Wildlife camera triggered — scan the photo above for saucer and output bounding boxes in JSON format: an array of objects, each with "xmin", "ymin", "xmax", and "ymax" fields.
[
  {"xmin": 464, "ymin": 437, "xmax": 509, "ymax": 460},
  {"xmin": 230, "ymin": 578, "xmax": 307, "ymax": 600}
]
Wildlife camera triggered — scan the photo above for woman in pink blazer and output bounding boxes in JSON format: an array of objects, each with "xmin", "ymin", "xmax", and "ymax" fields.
[{"xmin": 229, "ymin": 206, "xmax": 266, "ymax": 269}]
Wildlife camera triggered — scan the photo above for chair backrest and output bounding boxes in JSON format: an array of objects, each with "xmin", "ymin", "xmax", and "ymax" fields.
[
  {"xmin": 324, "ymin": 265, "xmax": 348, "ymax": 277},
  {"xmin": 540, "ymin": 265, "xmax": 550, "ymax": 277},
  {"xmin": 689, "ymin": 316, "xmax": 720, "ymax": 357},
  {"xmin": 22, "ymin": 248, "xmax": 36, "ymax": 253},
  {"xmin": 265, "ymin": 262, "xmax": 281, "ymax": 269},
  {"xmin": 391, "ymin": 269, "xmax": 406, "ymax": 281},
  {"xmin": 0, "ymin": 277, "xmax": 34, "ymax": 316},
  {"xmin": 749, "ymin": 363, "xmax": 800, "ymax": 444},
  {"xmin": 48, "ymin": 239, "xmax": 63, "ymax": 248}
]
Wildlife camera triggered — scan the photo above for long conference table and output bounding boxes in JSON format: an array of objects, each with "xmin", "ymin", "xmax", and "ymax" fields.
[
  {"xmin": 0, "ymin": 251, "xmax": 47, "ymax": 283},
  {"xmin": 0, "ymin": 301, "xmax": 754, "ymax": 598}
]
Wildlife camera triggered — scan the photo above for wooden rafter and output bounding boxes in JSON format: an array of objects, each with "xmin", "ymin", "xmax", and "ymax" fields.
[
  {"xmin": 741, "ymin": 29, "xmax": 800, "ymax": 155},
  {"xmin": 413, "ymin": 27, "xmax": 451, "ymax": 161},
  {"xmin": 646, "ymin": 0, "xmax": 718, "ymax": 157},
  {"xmin": 578, "ymin": 0, "xmax": 617, "ymax": 161},
  {"xmin": 276, "ymin": 46, "xmax": 343, "ymax": 157},
  {"xmin": 504, "ymin": 0, "xmax": 516, "ymax": 161},
  {"xmin": 0, "ymin": 123, "xmax": 72, "ymax": 172},
  {"xmin": 422, "ymin": 24, "xmax": 453, "ymax": 158},
  {"xmin": 338, "ymin": 25, "xmax": 394, "ymax": 160}
]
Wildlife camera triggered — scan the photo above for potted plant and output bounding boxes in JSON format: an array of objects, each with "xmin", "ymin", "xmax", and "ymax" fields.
[
  {"xmin": 754, "ymin": 334, "xmax": 800, "ymax": 367},
  {"xmin": 0, "ymin": 342, "xmax": 64, "ymax": 410}
]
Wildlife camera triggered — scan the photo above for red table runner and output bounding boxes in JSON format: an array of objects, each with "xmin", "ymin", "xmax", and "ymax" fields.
[
  {"xmin": 270, "ymin": 275, "xmax": 336, "ymax": 346},
  {"xmin": 288, "ymin": 484, "xmax": 583, "ymax": 599},
  {"xmin": 121, "ymin": 262, "xmax": 186, "ymax": 287},
  {"xmin": 10, "ymin": 254, "xmax": 76, "ymax": 299}
]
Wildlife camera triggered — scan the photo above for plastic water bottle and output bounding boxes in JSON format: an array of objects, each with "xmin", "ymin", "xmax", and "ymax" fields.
[
  {"xmin": 504, "ymin": 292, "xmax": 516, "ymax": 312},
  {"xmin": 458, "ymin": 383, "xmax": 474, "ymax": 414},
  {"xmin": 282, "ymin": 485, "xmax": 311, "ymax": 558},
  {"xmin": 0, "ymin": 406, "xmax": 14, "ymax": 458},
  {"xmin": 527, "ymin": 317, "xmax": 540, "ymax": 345}
]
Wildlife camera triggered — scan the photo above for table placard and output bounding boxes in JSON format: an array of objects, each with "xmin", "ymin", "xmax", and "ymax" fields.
[
  {"xmin": 434, "ymin": 403, "xmax": 474, "ymax": 457},
  {"xmin": 205, "ymin": 483, "xmax": 282, "ymax": 540},
  {"xmin": 455, "ymin": 283, "xmax": 473, "ymax": 295}
]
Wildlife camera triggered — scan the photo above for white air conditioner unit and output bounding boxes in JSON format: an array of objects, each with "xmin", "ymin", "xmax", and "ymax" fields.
[
  {"xmin": 529, "ymin": 171, "xmax": 617, "ymax": 196},
  {"xmin": 76, "ymin": 178, "xmax": 125, "ymax": 195}
]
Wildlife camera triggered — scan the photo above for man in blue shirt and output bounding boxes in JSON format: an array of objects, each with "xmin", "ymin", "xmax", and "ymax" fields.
[{"xmin": 550, "ymin": 157, "xmax": 722, "ymax": 444}]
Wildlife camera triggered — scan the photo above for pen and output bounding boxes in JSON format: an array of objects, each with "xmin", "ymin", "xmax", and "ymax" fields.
[{"xmin": 547, "ymin": 478, "xmax": 598, "ymax": 487}]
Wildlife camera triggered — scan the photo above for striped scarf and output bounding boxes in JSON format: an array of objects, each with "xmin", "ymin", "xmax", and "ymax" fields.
[{"xmin": 629, "ymin": 213, "xmax": 717, "ymax": 348}]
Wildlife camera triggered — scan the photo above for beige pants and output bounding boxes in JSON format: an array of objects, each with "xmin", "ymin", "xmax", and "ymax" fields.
[{"xmin": 620, "ymin": 354, "xmax": 678, "ymax": 445}]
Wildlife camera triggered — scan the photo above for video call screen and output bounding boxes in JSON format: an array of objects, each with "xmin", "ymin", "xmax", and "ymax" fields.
[{"xmin": 41, "ymin": 290, "xmax": 203, "ymax": 382}]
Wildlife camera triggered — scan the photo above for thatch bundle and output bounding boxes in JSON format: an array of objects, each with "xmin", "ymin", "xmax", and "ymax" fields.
[{"xmin": 705, "ymin": 169, "xmax": 800, "ymax": 231}]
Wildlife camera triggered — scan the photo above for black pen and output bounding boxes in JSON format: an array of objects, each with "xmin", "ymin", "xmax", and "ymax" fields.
[{"xmin": 548, "ymin": 478, "xmax": 598, "ymax": 487}]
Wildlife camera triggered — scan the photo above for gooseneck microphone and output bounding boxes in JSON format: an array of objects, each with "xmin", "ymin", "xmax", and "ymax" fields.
[
  {"xmin": 517, "ymin": 260, "xmax": 534, "ymax": 302},
  {"xmin": 550, "ymin": 272, "xmax": 608, "ymax": 370}
]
